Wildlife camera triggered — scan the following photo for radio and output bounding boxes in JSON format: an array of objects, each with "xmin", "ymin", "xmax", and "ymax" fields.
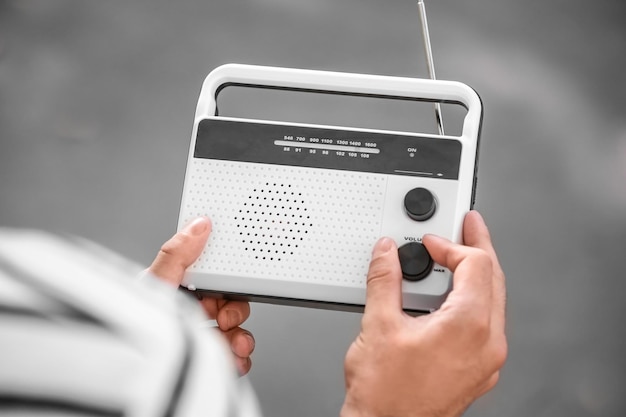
[{"xmin": 177, "ymin": 63, "xmax": 482, "ymax": 313}]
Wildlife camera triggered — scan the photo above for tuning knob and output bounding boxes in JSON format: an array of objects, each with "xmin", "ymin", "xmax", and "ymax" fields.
[{"xmin": 404, "ymin": 187, "xmax": 436, "ymax": 221}]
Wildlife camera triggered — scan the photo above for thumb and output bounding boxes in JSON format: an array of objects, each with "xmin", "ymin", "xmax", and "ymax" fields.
[
  {"xmin": 148, "ymin": 217, "xmax": 212, "ymax": 287},
  {"xmin": 363, "ymin": 238, "xmax": 403, "ymax": 319}
]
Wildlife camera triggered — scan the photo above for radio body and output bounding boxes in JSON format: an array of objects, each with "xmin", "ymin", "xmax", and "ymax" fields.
[{"xmin": 178, "ymin": 64, "xmax": 482, "ymax": 313}]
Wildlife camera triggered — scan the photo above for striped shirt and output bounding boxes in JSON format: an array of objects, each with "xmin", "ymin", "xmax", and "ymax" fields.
[{"xmin": 0, "ymin": 228, "xmax": 262, "ymax": 417}]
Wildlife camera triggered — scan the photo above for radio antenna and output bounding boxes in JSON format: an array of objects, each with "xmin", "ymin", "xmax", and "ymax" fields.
[{"xmin": 417, "ymin": 0, "xmax": 444, "ymax": 135}]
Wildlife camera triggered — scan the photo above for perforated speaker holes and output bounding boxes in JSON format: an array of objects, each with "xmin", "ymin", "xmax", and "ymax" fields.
[{"xmin": 235, "ymin": 183, "xmax": 313, "ymax": 262}]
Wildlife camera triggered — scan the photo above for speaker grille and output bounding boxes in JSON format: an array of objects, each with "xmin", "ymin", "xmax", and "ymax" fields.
[
  {"xmin": 181, "ymin": 159, "xmax": 387, "ymax": 287},
  {"xmin": 237, "ymin": 183, "xmax": 311, "ymax": 262}
]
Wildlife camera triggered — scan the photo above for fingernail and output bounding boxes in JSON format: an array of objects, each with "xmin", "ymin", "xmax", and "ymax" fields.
[
  {"xmin": 469, "ymin": 210, "xmax": 486, "ymax": 226},
  {"xmin": 374, "ymin": 237, "xmax": 395, "ymax": 254},
  {"xmin": 244, "ymin": 332, "xmax": 256, "ymax": 352},
  {"xmin": 186, "ymin": 217, "xmax": 209, "ymax": 236}
]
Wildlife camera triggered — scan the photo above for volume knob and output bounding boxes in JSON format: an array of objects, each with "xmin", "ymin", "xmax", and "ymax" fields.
[
  {"xmin": 404, "ymin": 188, "xmax": 436, "ymax": 221},
  {"xmin": 398, "ymin": 242, "xmax": 434, "ymax": 281}
]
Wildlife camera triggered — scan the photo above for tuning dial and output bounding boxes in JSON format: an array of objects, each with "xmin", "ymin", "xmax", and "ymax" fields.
[
  {"xmin": 398, "ymin": 242, "xmax": 433, "ymax": 281},
  {"xmin": 404, "ymin": 187, "xmax": 436, "ymax": 221}
]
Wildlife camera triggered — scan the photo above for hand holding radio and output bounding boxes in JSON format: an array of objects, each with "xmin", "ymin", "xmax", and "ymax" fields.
[
  {"xmin": 341, "ymin": 211, "xmax": 507, "ymax": 417},
  {"xmin": 149, "ymin": 210, "xmax": 505, "ymax": 414},
  {"xmin": 148, "ymin": 217, "xmax": 255, "ymax": 375}
]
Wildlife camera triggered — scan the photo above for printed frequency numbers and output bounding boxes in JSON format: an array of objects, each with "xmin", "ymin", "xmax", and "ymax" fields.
[{"xmin": 274, "ymin": 140, "xmax": 381, "ymax": 155}]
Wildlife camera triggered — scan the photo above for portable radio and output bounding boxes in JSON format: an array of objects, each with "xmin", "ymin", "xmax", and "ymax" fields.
[{"xmin": 177, "ymin": 63, "xmax": 482, "ymax": 313}]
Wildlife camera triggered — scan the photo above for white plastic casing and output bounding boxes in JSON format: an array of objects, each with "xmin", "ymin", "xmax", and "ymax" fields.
[{"xmin": 178, "ymin": 64, "xmax": 482, "ymax": 313}]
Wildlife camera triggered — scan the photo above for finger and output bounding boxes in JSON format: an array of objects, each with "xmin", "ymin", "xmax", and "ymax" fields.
[
  {"xmin": 236, "ymin": 356, "xmax": 252, "ymax": 376},
  {"xmin": 463, "ymin": 211, "xmax": 507, "ymax": 333},
  {"xmin": 462, "ymin": 211, "xmax": 493, "ymax": 252},
  {"xmin": 423, "ymin": 233, "xmax": 488, "ymax": 276},
  {"xmin": 363, "ymin": 237, "xmax": 403, "ymax": 320},
  {"xmin": 148, "ymin": 217, "xmax": 211, "ymax": 287},
  {"xmin": 422, "ymin": 234, "xmax": 492, "ymax": 313},
  {"xmin": 216, "ymin": 300, "xmax": 251, "ymax": 331},
  {"xmin": 463, "ymin": 211, "xmax": 505, "ymax": 278},
  {"xmin": 223, "ymin": 327, "xmax": 256, "ymax": 359},
  {"xmin": 463, "ymin": 211, "xmax": 504, "ymax": 275},
  {"xmin": 198, "ymin": 297, "xmax": 231, "ymax": 320},
  {"xmin": 198, "ymin": 297, "xmax": 220, "ymax": 319}
]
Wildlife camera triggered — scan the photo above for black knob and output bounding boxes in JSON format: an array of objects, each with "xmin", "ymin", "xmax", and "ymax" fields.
[
  {"xmin": 404, "ymin": 188, "xmax": 436, "ymax": 221},
  {"xmin": 398, "ymin": 242, "xmax": 433, "ymax": 281}
]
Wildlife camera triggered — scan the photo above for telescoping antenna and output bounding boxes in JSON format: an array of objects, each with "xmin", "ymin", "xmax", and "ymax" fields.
[{"xmin": 417, "ymin": 0, "xmax": 444, "ymax": 135}]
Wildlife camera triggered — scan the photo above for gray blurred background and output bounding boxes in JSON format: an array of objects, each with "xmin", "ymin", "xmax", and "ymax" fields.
[{"xmin": 1, "ymin": 0, "xmax": 625, "ymax": 416}]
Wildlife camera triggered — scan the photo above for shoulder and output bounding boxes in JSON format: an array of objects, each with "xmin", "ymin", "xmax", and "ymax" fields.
[{"xmin": 0, "ymin": 228, "xmax": 261, "ymax": 417}]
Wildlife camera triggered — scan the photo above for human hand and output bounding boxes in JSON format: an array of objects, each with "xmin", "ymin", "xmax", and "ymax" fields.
[
  {"xmin": 341, "ymin": 210, "xmax": 507, "ymax": 417},
  {"xmin": 148, "ymin": 217, "xmax": 255, "ymax": 375}
]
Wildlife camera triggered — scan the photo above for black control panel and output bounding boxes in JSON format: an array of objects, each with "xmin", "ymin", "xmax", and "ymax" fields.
[{"xmin": 194, "ymin": 118, "xmax": 462, "ymax": 179}]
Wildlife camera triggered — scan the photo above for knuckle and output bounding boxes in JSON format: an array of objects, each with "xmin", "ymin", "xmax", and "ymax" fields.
[
  {"xmin": 485, "ymin": 371, "xmax": 500, "ymax": 392},
  {"xmin": 472, "ymin": 250, "xmax": 494, "ymax": 273},
  {"xmin": 461, "ymin": 309, "xmax": 491, "ymax": 340},
  {"xmin": 478, "ymin": 335, "xmax": 507, "ymax": 380},
  {"xmin": 397, "ymin": 330, "xmax": 426, "ymax": 352},
  {"xmin": 490, "ymin": 337, "xmax": 509, "ymax": 370},
  {"xmin": 437, "ymin": 301, "xmax": 491, "ymax": 341},
  {"xmin": 159, "ymin": 236, "xmax": 181, "ymax": 258},
  {"xmin": 389, "ymin": 330, "xmax": 411, "ymax": 349},
  {"xmin": 382, "ymin": 329, "xmax": 418, "ymax": 355},
  {"xmin": 159, "ymin": 233, "xmax": 194, "ymax": 263},
  {"xmin": 475, "ymin": 320, "xmax": 492, "ymax": 343}
]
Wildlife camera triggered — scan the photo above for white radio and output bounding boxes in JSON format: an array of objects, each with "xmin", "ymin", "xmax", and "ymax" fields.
[{"xmin": 177, "ymin": 63, "xmax": 482, "ymax": 313}]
